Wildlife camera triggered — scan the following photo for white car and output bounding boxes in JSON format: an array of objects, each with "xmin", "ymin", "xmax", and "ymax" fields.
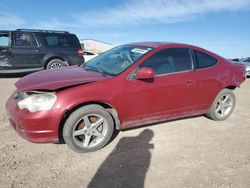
[
  {"xmin": 239, "ymin": 57, "xmax": 250, "ymax": 77},
  {"xmin": 231, "ymin": 57, "xmax": 250, "ymax": 77},
  {"xmin": 83, "ymin": 51, "xmax": 98, "ymax": 62}
]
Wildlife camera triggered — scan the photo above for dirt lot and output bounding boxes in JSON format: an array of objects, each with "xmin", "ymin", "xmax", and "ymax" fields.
[{"xmin": 0, "ymin": 76, "xmax": 250, "ymax": 188}]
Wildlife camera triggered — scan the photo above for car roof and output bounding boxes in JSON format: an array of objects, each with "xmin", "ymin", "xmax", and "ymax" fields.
[
  {"xmin": 15, "ymin": 29, "xmax": 70, "ymax": 34},
  {"xmin": 128, "ymin": 42, "xmax": 225, "ymax": 60},
  {"xmin": 0, "ymin": 30, "xmax": 10, "ymax": 33},
  {"xmin": 128, "ymin": 42, "xmax": 200, "ymax": 49}
]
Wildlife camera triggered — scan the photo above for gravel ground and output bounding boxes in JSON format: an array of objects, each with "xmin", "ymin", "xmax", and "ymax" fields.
[{"xmin": 0, "ymin": 76, "xmax": 250, "ymax": 188}]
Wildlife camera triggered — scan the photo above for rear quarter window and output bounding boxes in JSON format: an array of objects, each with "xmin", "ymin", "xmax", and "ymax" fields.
[
  {"xmin": 43, "ymin": 34, "xmax": 78, "ymax": 48},
  {"xmin": 194, "ymin": 50, "xmax": 218, "ymax": 69}
]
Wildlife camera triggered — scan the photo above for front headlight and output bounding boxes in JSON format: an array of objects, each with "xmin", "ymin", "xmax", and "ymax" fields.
[{"xmin": 17, "ymin": 91, "xmax": 57, "ymax": 113}]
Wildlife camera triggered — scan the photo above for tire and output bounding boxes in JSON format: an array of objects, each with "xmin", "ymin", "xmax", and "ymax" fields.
[
  {"xmin": 63, "ymin": 105, "xmax": 114, "ymax": 153},
  {"xmin": 206, "ymin": 89, "xmax": 236, "ymax": 121},
  {"xmin": 46, "ymin": 59, "xmax": 68, "ymax": 69}
]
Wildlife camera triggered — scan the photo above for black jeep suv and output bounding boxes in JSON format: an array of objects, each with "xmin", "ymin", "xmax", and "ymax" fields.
[{"xmin": 0, "ymin": 29, "xmax": 84, "ymax": 73}]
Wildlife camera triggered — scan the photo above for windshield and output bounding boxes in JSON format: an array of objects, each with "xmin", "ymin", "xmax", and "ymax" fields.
[
  {"xmin": 83, "ymin": 45, "xmax": 153, "ymax": 76},
  {"xmin": 240, "ymin": 57, "xmax": 250, "ymax": 62}
]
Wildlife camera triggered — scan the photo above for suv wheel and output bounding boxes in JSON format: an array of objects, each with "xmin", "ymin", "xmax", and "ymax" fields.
[
  {"xmin": 46, "ymin": 59, "xmax": 68, "ymax": 69},
  {"xmin": 63, "ymin": 105, "xmax": 114, "ymax": 153}
]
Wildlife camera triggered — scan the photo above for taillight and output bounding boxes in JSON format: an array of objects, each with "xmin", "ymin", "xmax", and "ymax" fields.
[{"xmin": 77, "ymin": 49, "xmax": 84, "ymax": 56}]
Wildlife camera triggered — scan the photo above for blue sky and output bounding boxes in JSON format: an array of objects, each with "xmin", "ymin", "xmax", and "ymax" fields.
[{"xmin": 0, "ymin": 0, "xmax": 250, "ymax": 58}]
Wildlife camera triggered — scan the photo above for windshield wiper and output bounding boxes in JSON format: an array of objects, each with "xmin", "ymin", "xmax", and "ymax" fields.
[{"xmin": 84, "ymin": 65, "xmax": 110, "ymax": 76}]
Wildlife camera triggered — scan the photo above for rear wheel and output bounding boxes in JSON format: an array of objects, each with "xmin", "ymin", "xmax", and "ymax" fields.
[
  {"xmin": 206, "ymin": 89, "xmax": 236, "ymax": 121},
  {"xmin": 46, "ymin": 59, "xmax": 68, "ymax": 69},
  {"xmin": 63, "ymin": 105, "xmax": 114, "ymax": 153}
]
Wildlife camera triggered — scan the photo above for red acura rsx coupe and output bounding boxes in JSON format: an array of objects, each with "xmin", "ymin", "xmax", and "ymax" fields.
[{"xmin": 6, "ymin": 42, "xmax": 246, "ymax": 152}]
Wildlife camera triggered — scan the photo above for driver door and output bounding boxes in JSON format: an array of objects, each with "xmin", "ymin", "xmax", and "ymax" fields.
[
  {"xmin": 10, "ymin": 32, "xmax": 41, "ymax": 69},
  {"xmin": 122, "ymin": 48, "xmax": 199, "ymax": 128}
]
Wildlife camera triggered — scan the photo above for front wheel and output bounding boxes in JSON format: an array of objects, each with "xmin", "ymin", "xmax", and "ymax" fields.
[
  {"xmin": 63, "ymin": 105, "xmax": 114, "ymax": 153},
  {"xmin": 206, "ymin": 89, "xmax": 236, "ymax": 121}
]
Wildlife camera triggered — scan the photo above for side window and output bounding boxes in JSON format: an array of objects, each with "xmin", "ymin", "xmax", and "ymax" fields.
[
  {"xmin": 45, "ymin": 35, "xmax": 75, "ymax": 47},
  {"xmin": 46, "ymin": 36, "xmax": 59, "ymax": 46},
  {"xmin": 139, "ymin": 48, "xmax": 193, "ymax": 75},
  {"xmin": 194, "ymin": 50, "xmax": 217, "ymax": 69},
  {"xmin": 14, "ymin": 33, "xmax": 37, "ymax": 47},
  {"xmin": 0, "ymin": 34, "xmax": 9, "ymax": 47}
]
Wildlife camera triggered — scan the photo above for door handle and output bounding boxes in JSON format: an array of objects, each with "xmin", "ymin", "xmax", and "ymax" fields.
[
  {"xmin": 34, "ymin": 49, "xmax": 39, "ymax": 52},
  {"xmin": 186, "ymin": 80, "xmax": 193, "ymax": 84}
]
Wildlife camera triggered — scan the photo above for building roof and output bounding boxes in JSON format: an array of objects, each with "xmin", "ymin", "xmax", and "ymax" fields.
[{"xmin": 80, "ymin": 39, "xmax": 112, "ymax": 46}]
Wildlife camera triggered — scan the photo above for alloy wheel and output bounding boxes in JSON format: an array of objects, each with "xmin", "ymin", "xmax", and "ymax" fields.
[
  {"xmin": 215, "ymin": 94, "xmax": 233, "ymax": 118},
  {"xmin": 50, "ymin": 62, "xmax": 64, "ymax": 69},
  {"xmin": 72, "ymin": 114, "xmax": 108, "ymax": 148}
]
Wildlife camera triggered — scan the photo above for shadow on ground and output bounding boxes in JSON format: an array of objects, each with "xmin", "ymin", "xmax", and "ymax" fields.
[
  {"xmin": 88, "ymin": 129, "xmax": 154, "ymax": 188},
  {"xmin": 0, "ymin": 72, "xmax": 32, "ymax": 78}
]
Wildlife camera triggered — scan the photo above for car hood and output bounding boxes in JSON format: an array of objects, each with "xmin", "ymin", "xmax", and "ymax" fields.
[{"xmin": 15, "ymin": 66, "xmax": 110, "ymax": 91}]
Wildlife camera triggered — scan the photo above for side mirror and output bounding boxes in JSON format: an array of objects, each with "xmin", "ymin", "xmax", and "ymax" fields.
[{"xmin": 135, "ymin": 67, "xmax": 155, "ymax": 80}]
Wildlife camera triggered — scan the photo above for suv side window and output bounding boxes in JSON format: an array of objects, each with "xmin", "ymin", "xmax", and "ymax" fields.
[
  {"xmin": 139, "ymin": 48, "xmax": 193, "ymax": 75},
  {"xmin": 14, "ymin": 33, "xmax": 37, "ymax": 47},
  {"xmin": 45, "ymin": 34, "xmax": 75, "ymax": 48},
  {"xmin": 194, "ymin": 50, "xmax": 217, "ymax": 69}
]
